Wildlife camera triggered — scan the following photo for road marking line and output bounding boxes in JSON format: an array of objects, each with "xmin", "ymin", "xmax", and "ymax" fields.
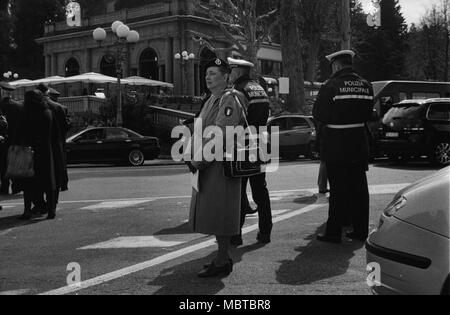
[
  {"xmin": 0, "ymin": 289, "xmax": 30, "ymax": 295},
  {"xmin": 39, "ymin": 203, "xmax": 326, "ymax": 296},
  {"xmin": 80, "ymin": 236, "xmax": 184, "ymax": 250},
  {"xmin": 1, "ymin": 183, "xmax": 411, "ymax": 207},
  {"xmin": 80, "ymin": 199, "xmax": 156, "ymax": 211}
]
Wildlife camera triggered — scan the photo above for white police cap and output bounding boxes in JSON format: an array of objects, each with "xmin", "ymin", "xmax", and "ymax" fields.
[
  {"xmin": 325, "ymin": 50, "xmax": 355, "ymax": 63},
  {"xmin": 228, "ymin": 57, "xmax": 255, "ymax": 69}
]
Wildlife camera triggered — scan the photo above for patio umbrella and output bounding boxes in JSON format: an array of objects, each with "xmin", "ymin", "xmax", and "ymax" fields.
[
  {"xmin": 123, "ymin": 76, "xmax": 174, "ymax": 88},
  {"xmin": 62, "ymin": 72, "xmax": 120, "ymax": 84}
]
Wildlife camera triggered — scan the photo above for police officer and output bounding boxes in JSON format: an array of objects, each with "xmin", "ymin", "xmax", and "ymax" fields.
[
  {"xmin": 313, "ymin": 50, "xmax": 374, "ymax": 244},
  {"xmin": 228, "ymin": 57, "xmax": 272, "ymax": 246}
]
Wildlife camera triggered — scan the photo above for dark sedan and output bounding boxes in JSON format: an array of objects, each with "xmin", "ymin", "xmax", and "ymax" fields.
[{"xmin": 66, "ymin": 127, "xmax": 160, "ymax": 166}]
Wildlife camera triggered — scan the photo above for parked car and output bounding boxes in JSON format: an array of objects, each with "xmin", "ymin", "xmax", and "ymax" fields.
[
  {"xmin": 377, "ymin": 98, "xmax": 450, "ymax": 166},
  {"xmin": 267, "ymin": 115, "xmax": 317, "ymax": 161},
  {"xmin": 66, "ymin": 127, "xmax": 160, "ymax": 166},
  {"xmin": 366, "ymin": 166, "xmax": 450, "ymax": 295},
  {"xmin": 367, "ymin": 81, "xmax": 450, "ymax": 157}
]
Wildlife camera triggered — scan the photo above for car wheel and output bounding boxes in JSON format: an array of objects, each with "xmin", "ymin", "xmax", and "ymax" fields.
[
  {"xmin": 431, "ymin": 140, "xmax": 450, "ymax": 167},
  {"xmin": 128, "ymin": 149, "xmax": 145, "ymax": 166}
]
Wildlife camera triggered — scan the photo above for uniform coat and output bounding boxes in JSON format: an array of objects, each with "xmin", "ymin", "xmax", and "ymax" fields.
[
  {"xmin": 189, "ymin": 91, "xmax": 246, "ymax": 236},
  {"xmin": 313, "ymin": 67, "xmax": 374, "ymax": 169}
]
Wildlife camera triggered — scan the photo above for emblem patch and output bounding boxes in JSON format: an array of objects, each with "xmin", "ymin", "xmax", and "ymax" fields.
[
  {"xmin": 225, "ymin": 107, "xmax": 233, "ymax": 117},
  {"xmin": 215, "ymin": 59, "xmax": 222, "ymax": 66}
]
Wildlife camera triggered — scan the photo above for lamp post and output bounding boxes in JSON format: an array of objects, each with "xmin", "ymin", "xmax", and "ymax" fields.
[
  {"xmin": 93, "ymin": 21, "xmax": 140, "ymax": 127},
  {"xmin": 174, "ymin": 51, "xmax": 195, "ymax": 95}
]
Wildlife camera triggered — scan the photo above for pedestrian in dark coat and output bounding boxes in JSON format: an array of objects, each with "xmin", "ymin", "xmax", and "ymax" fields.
[
  {"xmin": 0, "ymin": 81, "xmax": 20, "ymax": 195},
  {"xmin": 17, "ymin": 90, "xmax": 63, "ymax": 220}
]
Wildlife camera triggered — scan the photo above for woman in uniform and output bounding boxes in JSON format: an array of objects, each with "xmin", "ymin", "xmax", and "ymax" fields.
[{"xmin": 188, "ymin": 58, "xmax": 246, "ymax": 278}]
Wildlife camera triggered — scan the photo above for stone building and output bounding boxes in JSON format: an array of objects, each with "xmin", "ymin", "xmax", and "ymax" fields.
[{"xmin": 37, "ymin": 0, "xmax": 282, "ymax": 96}]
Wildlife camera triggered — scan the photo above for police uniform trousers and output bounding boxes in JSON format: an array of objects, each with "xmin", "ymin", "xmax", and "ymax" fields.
[
  {"xmin": 240, "ymin": 173, "xmax": 273, "ymax": 236},
  {"xmin": 325, "ymin": 162, "xmax": 369, "ymax": 238}
]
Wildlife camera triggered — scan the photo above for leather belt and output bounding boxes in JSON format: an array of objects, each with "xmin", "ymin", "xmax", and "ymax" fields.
[{"xmin": 327, "ymin": 123, "xmax": 365, "ymax": 129}]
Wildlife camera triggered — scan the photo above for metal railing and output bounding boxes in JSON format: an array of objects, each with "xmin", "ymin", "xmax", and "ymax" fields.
[
  {"xmin": 148, "ymin": 106, "xmax": 195, "ymax": 131},
  {"xmin": 59, "ymin": 96, "xmax": 107, "ymax": 114}
]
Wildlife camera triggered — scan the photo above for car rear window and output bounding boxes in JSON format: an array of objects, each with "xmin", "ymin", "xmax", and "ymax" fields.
[{"xmin": 427, "ymin": 103, "xmax": 450, "ymax": 121}]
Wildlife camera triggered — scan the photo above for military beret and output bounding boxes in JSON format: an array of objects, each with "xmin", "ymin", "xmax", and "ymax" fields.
[
  {"xmin": 228, "ymin": 57, "xmax": 254, "ymax": 69},
  {"xmin": 205, "ymin": 58, "xmax": 230, "ymax": 73},
  {"xmin": 0, "ymin": 81, "xmax": 16, "ymax": 91},
  {"xmin": 326, "ymin": 50, "xmax": 355, "ymax": 63}
]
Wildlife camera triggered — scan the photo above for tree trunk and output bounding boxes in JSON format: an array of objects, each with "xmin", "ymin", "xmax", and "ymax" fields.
[
  {"xmin": 305, "ymin": 34, "xmax": 320, "ymax": 82},
  {"xmin": 279, "ymin": 0, "xmax": 305, "ymax": 113}
]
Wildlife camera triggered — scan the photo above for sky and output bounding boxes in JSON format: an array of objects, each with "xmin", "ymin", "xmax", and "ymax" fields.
[{"xmin": 360, "ymin": 0, "xmax": 443, "ymax": 26}]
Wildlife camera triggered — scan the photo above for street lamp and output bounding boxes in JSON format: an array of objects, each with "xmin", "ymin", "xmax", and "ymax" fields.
[
  {"xmin": 174, "ymin": 51, "xmax": 195, "ymax": 95},
  {"xmin": 93, "ymin": 21, "xmax": 140, "ymax": 127},
  {"xmin": 3, "ymin": 71, "xmax": 19, "ymax": 81}
]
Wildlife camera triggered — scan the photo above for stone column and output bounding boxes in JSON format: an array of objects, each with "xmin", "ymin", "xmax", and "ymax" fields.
[
  {"xmin": 51, "ymin": 53, "xmax": 58, "ymax": 76},
  {"xmin": 84, "ymin": 48, "xmax": 92, "ymax": 73},
  {"xmin": 45, "ymin": 55, "xmax": 52, "ymax": 77},
  {"xmin": 165, "ymin": 37, "xmax": 173, "ymax": 84}
]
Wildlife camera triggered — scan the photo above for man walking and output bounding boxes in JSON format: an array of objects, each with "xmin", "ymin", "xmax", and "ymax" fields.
[
  {"xmin": 313, "ymin": 50, "xmax": 374, "ymax": 244},
  {"xmin": 228, "ymin": 57, "xmax": 272, "ymax": 246}
]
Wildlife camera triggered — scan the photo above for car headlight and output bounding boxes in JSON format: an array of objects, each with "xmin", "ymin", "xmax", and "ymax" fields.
[{"xmin": 383, "ymin": 196, "xmax": 407, "ymax": 217}]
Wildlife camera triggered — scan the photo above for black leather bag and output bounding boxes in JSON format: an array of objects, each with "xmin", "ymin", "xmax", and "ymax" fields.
[
  {"xmin": 5, "ymin": 145, "xmax": 35, "ymax": 179},
  {"xmin": 223, "ymin": 93, "xmax": 270, "ymax": 179}
]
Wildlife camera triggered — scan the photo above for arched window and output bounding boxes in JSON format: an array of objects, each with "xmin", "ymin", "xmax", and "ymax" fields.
[
  {"xmin": 65, "ymin": 58, "xmax": 80, "ymax": 77},
  {"xmin": 200, "ymin": 48, "xmax": 217, "ymax": 94},
  {"xmin": 100, "ymin": 54, "xmax": 116, "ymax": 77},
  {"xmin": 139, "ymin": 48, "xmax": 159, "ymax": 80}
]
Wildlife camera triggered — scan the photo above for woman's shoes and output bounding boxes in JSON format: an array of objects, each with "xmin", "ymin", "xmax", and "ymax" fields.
[{"xmin": 199, "ymin": 259, "xmax": 233, "ymax": 278}]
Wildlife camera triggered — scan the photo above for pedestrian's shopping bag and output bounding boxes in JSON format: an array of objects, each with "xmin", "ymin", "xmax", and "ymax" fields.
[
  {"xmin": 223, "ymin": 92, "xmax": 270, "ymax": 179},
  {"xmin": 5, "ymin": 145, "xmax": 35, "ymax": 179}
]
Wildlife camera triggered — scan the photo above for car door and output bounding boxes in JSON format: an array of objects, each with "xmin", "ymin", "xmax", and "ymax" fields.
[
  {"xmin": 289, "ymin": 117, "xmax": 314, "ymax": 149},
  {"xmin": 104, "ymin": 128, "xmax": 134, "ymax": 161},
  {"xmin": 268, "ymin": 117, "xmax": 290, "ymax": 149},
  {"xmin": 67, "ymin": 129, "xmax": 106, "ymax": 163}
]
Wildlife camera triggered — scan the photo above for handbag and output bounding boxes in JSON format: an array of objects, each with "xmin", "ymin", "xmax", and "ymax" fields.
[
  {"xmin": 223, "ymin": 92, "xmax": 270, "ymax": 179},
  {"xmin": 5, "ymin": 145, "xmax": 35, "ymax": 179}
]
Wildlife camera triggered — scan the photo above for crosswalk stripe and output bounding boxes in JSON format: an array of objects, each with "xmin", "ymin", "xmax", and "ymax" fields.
[{"xmin": 80, "ymin": 199, "xmax": 155, "ymax": 211}]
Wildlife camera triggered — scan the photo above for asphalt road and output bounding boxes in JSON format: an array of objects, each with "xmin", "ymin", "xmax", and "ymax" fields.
[{"xmin": 0, "ymin": 159, "xmax": 441, "ymax": 295}]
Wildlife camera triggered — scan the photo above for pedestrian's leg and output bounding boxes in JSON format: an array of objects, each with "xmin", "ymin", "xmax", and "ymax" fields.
[
  {"xmin": 0, "ymin": 145, "xmax": 9, "ymax": 195},
  {"xmin": 318, "ymin": 161, "xmax": 328, "ymax": 193},
  {"xmin": 250, "ymin": 173, "xmax": 272, "ymax": 238},
  {"xmin": 215, "ymin": 236, "xmax": 232, "ymax": 266},
  {"xmin": 46, "ymin": 190, "xmax": 57, "ymax": 220},
  {"xmin": 323, "ymin": 163, "xmax": 346, "ymax": 239},
  {"xmin": 349, "ymin": 166, "xmax": 370, "ymax": 239},
  {"xmin": 19, "ymin": 188, "xmax": 33, "ymax": 220}
]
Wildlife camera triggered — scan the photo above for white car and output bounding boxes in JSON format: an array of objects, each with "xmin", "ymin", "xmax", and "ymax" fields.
[{"xmin": 366, "ymin": 167, "xmax": 450, "ymax": 295}]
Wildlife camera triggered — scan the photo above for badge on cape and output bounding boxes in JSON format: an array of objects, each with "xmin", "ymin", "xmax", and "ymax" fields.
[{"xmin": 225, "ymin": 107, "xmax": 233, "ymax": 117}]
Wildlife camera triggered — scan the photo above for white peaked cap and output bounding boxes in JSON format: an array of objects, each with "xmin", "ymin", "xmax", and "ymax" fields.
[
  {"xmin": 325, "ymin": 50, "xmax": 356, "ymax": 62},
  {"xmin": 227, "ymin": 57, "xmax": 255, "ymax": 69}
]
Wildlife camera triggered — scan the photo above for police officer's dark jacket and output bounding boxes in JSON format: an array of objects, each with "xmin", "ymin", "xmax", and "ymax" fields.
[
  {"xmin": 233, "ymin": 74, "xmax": 270, "ymax": 127},
  {"xmin": 313, "ymin": 67, "xmax": 374, "ymax": 166}
]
